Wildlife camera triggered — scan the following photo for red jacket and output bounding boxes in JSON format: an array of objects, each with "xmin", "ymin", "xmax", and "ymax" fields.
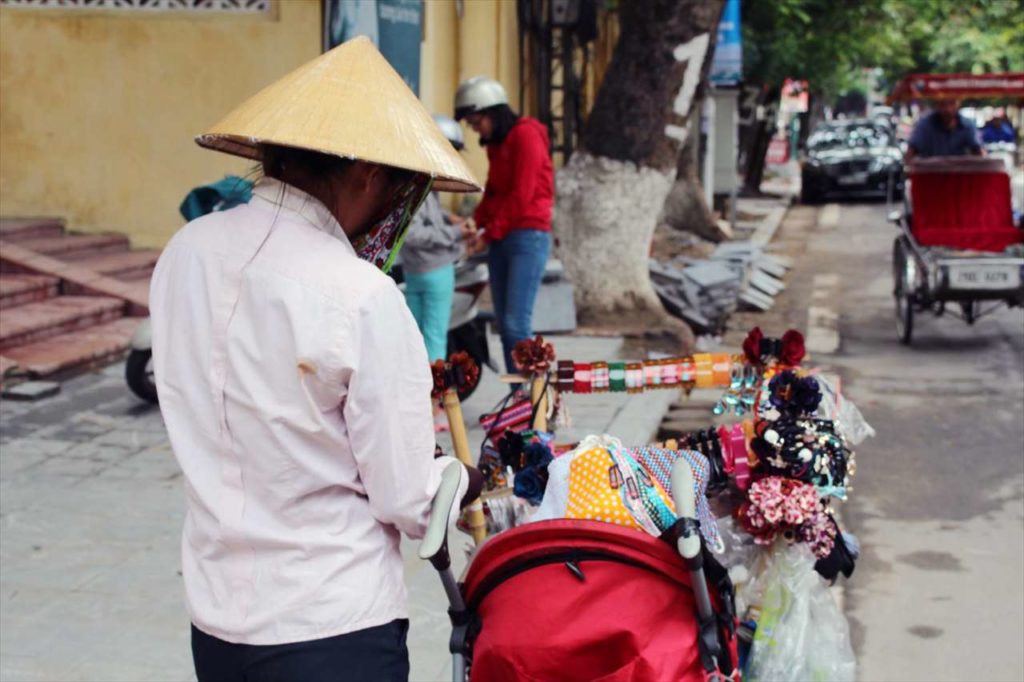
[{"xmin": 474, "ymin": 117, "xmax": 554, "ymax": 242}]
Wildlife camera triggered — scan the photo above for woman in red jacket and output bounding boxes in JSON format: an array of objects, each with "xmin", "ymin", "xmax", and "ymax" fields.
[{"xmin": 455, "ymin": 76, "xmax": 554, "ymax": 373}]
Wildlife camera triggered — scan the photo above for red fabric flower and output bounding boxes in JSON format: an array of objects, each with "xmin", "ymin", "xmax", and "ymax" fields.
[
  {"xmin": 449, "ymin": 351, "xmax": 480, "ymax": 393},
  {"xmin": 742, "ymin": 327, "xmax": 764, "ymax": 364},
  {"xmin": 779, "ymin": 329, "xmax": 806, "ymax": 367},
  {"xmin": 430, "ymin": 360, "xmax": 448, "ymax": 401},
  {"xmin": 430, "ymin": 353, "xmax": 481, "ymax": 400},
  {"xmin": 511, "ymin": 335, "xmax": 556, "ymax": 374}
]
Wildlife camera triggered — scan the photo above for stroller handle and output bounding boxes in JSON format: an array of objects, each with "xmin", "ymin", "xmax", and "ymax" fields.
[
  {"xmin": 670, "ymin": 459, "xmax": 702, "ymax": 561},
  {"xmin": 419, "ymin": 461, "xmax": 464, "ymax": 570}
]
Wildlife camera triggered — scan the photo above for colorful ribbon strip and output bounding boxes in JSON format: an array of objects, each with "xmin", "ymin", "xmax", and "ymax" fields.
[{"xmin": 537, "ymin": 354, "xmax": 745, "ymax": 395}]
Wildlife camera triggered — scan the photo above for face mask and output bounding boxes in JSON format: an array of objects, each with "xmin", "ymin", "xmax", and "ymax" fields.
[{"xmin": 352, "ymin": 174, "xmax": 433, "ymax": 272}]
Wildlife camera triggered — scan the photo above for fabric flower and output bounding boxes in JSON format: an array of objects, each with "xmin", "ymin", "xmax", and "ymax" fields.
[
  {"xmin": 513, "ymin": 466, "xmax": 547, "ymax": 505},
  {"xmin": 779, "ymin": 329, "xmax": 806, "ymax": 367},
  {"xmin": 511, "ymin": 335, "xmax": 556, "ymax": 374},
  {"xmin": 429, "ymin": 360, "xmax": 447, "ymax": 401},
  {"xmin": 449, "ymin": 351, "xmax": 480, "ymax": 393},
  {"xmin": 742, "ymin": 327, "xmax": 765, "ymax": 364},
  {"xmin": 736, "ymin": 476, "xmax": 833, "ymax": 555},
  {"xmin": 497, "ymin": 431, "xmax": 526, "ymax": 470},
  {"xmin": 524, "ymin": 442, "xmax": 553, "ymax": 469},
  {"xmin": 767, "ymin": 371, "xmax": 822, "ymax": 416}
]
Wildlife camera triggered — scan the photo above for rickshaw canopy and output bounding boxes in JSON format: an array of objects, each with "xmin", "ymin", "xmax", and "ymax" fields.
[{"xmin": 889, "ymin": 73, "xmax": 1024, "ymax": 102}]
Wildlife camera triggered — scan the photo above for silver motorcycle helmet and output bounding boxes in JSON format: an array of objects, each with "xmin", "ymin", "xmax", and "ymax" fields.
[
  {"xmin": 432, "ymin": 113, "xmax": 465, "ymax": 151},
  {"xmin": 454, "ymin": 76, "xmax": 509, "ymax": 120}
]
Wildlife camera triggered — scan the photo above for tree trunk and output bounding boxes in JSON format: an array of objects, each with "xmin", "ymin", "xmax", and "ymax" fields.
[
  {"xmin": 741, "ymin": 87, "xmax": 780, "ymax": 195},
  {"xmin": 554, "ymin": 0, "xmax": 724, "ymax": 346},
  {"xmin": 659, "ymin": 90, "xmax": 723, "ymax": 242}
]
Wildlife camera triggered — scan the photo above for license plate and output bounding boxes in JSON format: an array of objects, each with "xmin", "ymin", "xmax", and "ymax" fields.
[
  {"xmin": 838, "ymin": 172, "xmax": 868, "ymax": 186},
  {"xmin": 949, "ymin": 265, "xmax": 1021, "ymax": 290}
]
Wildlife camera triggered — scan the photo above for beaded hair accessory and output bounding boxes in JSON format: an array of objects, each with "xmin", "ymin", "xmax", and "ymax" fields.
[{"xmin": 750, "ymin": 370, "xmax": 855, "ymax": 500}]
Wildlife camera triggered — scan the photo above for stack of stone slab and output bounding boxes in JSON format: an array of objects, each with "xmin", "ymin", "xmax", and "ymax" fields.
[
  {"xmin": 649, "ymin": 240, "xmax": 791, "ymax": 333},
  {"xmin": 709, "ymin": 241, "xmax": 790, "ymax": 312},
  {"xmin": 650, "ymin": 257, "xmax": 741, "ymax": 334}
]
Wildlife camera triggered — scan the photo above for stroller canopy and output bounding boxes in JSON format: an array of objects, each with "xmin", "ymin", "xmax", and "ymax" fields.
[{"xmin": 462, "ymin": 519, "xmax": 736, "ymax": 682}]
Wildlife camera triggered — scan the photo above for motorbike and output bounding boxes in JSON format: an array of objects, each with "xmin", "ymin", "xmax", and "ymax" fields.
[{"xmin": 125, "ymin": 255, "xmax": 495, "ymax": 405}]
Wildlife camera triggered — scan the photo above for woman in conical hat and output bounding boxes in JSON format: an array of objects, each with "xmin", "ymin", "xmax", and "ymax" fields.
[{"xmin": 150, "ymin": 37, "xmax": 482, "ymax": 681}]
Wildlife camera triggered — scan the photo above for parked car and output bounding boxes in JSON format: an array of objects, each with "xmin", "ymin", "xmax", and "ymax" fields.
[{"xmin": 801, "ymin": 120, "xmax": 904, "ymax": 204}]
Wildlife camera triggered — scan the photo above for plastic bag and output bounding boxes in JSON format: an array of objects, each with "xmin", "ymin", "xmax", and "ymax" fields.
[
  {"xmin": 745, "ymin": 542, "xmax": 856, "ymax": 682},
  {"xmin": 814, "ymin": 375, "xmax": 876, "ymax": 445}
]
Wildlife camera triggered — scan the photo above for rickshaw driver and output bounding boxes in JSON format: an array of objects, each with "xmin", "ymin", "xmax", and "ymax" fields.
[{"xmin": 904, "ymin": 98, "xmax": 984, "ymax": 162}]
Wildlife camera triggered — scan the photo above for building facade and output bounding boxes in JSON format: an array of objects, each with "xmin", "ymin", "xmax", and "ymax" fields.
[{"xmin": 0, "ymin": 0, "xmax": 523, "ymax": 248}]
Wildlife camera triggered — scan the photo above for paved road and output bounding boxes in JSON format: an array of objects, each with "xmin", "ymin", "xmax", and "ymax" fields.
[{"xmin": 806, "ymin": 200, "xmax": 1024, "ymax": 682}]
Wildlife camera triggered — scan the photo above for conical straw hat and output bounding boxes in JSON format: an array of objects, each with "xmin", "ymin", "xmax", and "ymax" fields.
[{"xmin": 197, "ymin": 36, "xmax": 480, "ymax": 193}]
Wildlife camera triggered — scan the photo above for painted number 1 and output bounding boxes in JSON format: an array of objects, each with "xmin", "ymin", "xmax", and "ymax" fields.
[{"xmin": 665, "ymin": 33, "xmax": 710, "ymax": 142}]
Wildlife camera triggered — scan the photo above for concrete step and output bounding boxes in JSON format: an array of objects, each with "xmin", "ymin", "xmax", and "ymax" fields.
[
  {"xmin": 75, "ymin": 250, "xmax": 160, "ymax": 281},
  {"xmin": 0, "ymin": 274, "xmax": 60, "ymax": 308},
  {"xmin": 0, "ymin": 217, "xmax": 65, "ymax": 242},
  {"xmin": 1, "ymin": 317, "xmax": 140, "ymax": 379},
  {"xmin": 0, "ymin": 296, "xmax": 125, "ymax": 351},
  {"xmin": 16, "ymin": 233, "xmax": 130, "ymax": 261}
]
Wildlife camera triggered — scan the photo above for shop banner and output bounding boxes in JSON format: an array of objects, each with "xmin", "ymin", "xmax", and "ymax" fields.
[
  {"xmin": 324, "ymin": 0, "xmax": 423, "ymax": 95},
  {"xmin": 710, "ymin": 0, "xmax": 742, "ymax": 86}
]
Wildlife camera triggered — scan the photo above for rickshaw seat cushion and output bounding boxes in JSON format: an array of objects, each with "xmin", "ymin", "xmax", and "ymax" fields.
[{"xmin": 909, "ymin": 168, "xmax": 1021, "ymax": 252}]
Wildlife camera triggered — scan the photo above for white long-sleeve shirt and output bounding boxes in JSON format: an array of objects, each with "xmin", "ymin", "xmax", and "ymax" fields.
[{"xmin": 150, "ymin": 177, "xmax": 460, "ymax": 645}]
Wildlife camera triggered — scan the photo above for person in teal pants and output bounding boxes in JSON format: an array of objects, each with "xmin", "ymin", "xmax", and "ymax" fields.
[
  {"xmin": 401, "ymin": 190, "xmax": 464, "ymax": 362},
  {"xmin": 400, "ymin": 115, "xmax": 474, "ymax": 365}
]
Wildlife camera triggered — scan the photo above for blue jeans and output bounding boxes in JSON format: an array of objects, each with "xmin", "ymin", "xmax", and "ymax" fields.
[
  {"xmin": 404, "ymin": 263, "xmax": 455, "ymax": 362},
  {"xmin": 487, "ymin": 229, "xmax": 552, "ymax": 372}
]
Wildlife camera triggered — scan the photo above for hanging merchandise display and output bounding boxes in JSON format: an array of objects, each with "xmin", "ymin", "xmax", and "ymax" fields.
[{"xmin": 424, "ymin": 325, "xmax": 871, "ymax": 682}]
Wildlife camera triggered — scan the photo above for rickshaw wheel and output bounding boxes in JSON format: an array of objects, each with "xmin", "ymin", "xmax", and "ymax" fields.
[
  {"xmin": 893, "ymin": 240, "xmax": 914, "ymax": 345},
  {"xmin": 961, "ymin": 301, "xmax": 977, "ymax": 325},
  {"xmin": 895, "ymin": 290, "xmax": 914, "ymax": 344}
]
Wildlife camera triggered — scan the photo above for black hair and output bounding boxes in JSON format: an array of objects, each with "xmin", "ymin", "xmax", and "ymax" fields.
[
  {"xmin": 260, "ymin": 144, "xmax": 415, "ymax": 192},
  {"xmin": 480, "ymin": 104, "xmax": 521, "ymax": 146},
  {"xmin": 261, "ymin": 144, "xmax": 356, "ymax": 181}
]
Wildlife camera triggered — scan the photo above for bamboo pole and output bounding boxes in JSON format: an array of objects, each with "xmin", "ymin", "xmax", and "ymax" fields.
[
  {"xmin": 530, "ymin": 373, "xmax": 548, "ymax": 432},
  {"xmin": 441, "ymin": 387, "xmax": 487, "ymax": 545}
]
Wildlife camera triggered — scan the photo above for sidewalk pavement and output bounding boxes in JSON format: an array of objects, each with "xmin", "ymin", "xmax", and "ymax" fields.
[{"xmin": 0, "ymin": 333, "xmax": 676, "ymax": 682}]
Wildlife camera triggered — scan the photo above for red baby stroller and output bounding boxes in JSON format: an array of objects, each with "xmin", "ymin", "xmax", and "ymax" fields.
[{"xmin": 420, "ymin": 460, "xmax": 739, "ymax": 681}]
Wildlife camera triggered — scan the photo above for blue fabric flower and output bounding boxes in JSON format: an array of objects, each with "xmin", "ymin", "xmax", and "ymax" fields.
[{"xmin": 514, "ymin": 466, "xmax": 547, "ymax": 505}]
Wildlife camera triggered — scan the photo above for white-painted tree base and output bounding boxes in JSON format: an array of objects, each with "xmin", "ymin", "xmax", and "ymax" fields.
[{"xmin": 554, "ymin": 152, "xmax": 679, "ymax": 328}]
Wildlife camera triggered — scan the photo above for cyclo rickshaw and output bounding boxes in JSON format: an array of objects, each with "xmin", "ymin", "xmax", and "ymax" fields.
[{"xmin": 887, "ymin": 73, "xmax": 1024, "ymax": 344}]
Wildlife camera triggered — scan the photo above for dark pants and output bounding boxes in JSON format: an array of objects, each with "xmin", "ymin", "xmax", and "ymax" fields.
[
  {"xmin": 191, "ymin": 620, "xmax": 410, "ymax": 682},
  {"xmin": 487, "ymin": 229, "xmax": 552, "ymax": 372}
]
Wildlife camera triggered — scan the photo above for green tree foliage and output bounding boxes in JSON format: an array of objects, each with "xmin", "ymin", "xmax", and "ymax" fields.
[
  {"xmin": 881, "ymin": 0, "xmax": 1024, "ymax": 82},
  {"xmin": 743, "ymin": 0, "xmax": 1024, "ymax": 99}
]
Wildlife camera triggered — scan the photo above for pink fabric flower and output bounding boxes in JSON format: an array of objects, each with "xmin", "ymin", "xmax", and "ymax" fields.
[{"xmin": 737, "ymin": 476, "xmax": 834, "ymax": 556}]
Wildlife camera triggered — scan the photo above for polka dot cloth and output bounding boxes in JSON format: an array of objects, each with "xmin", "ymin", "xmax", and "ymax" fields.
[{"xmin": 565, "ymin": 445, "xmax": 676, "ymax": 536}]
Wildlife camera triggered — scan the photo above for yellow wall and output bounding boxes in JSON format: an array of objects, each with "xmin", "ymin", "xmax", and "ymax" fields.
[
  {"xmin": 0, "ymin": 0, "xmax": 521, "ymax": 247},
  {"xmin": 0, "ymin": 0, "xmax": 321, "ymax": 249},
  {"xmin": 420, "ymin": 0, "xmax": 520, "ymax": 212}
]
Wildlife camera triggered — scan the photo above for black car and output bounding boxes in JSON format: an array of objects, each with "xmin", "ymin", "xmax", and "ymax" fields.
[{"xmin": 801, "ymin": 120, "xmax": 904, "ymax": 204}]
